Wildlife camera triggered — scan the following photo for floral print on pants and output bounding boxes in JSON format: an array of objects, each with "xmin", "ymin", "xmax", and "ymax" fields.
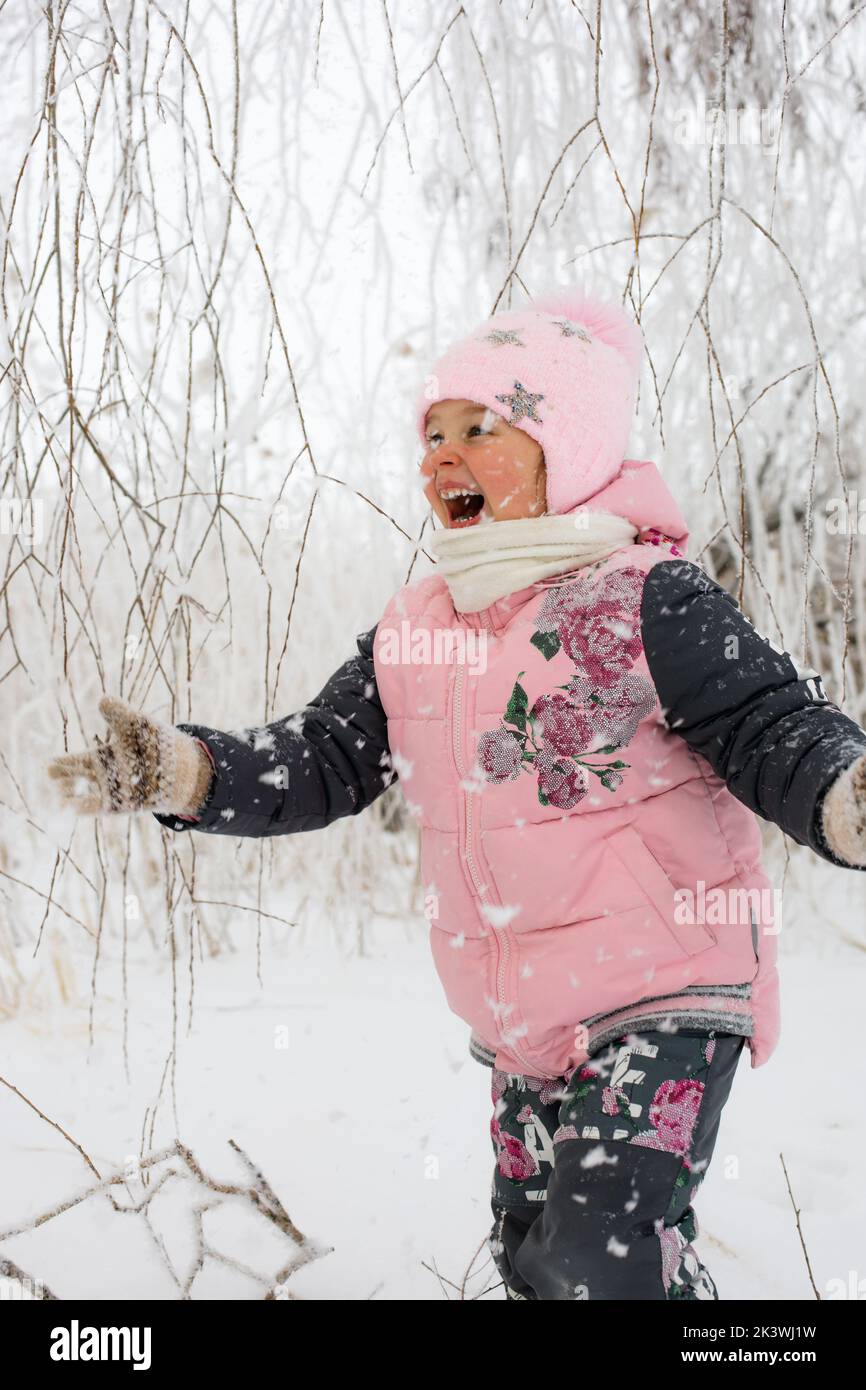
[{"xmin": 488, "ymin": 1027, "xmax": 745, "ymax": 1301}]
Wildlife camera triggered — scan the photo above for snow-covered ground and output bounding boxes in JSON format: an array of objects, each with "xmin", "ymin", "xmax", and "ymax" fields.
[{"xmin": 2, "ymin": 850, "xmax": 864, "ymax": 1301}]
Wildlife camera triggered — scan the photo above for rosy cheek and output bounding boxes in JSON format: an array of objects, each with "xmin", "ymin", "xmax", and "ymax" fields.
[{"xmin": 479, "ymin": 455, "xmax": 509, "ymax": 479}]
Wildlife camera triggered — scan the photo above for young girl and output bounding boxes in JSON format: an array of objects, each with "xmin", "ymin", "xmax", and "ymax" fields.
[{"xmin": 48, "ymin": 289, "xmax": 866, "ymax": 1301}]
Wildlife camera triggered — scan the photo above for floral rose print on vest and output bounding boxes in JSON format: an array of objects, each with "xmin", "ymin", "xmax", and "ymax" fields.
[
  {"xmin": 476, "ymin": 565, "xmax": 657, "ymax": 808},
  {"xmin": 534, "ymin": 563, "xmax": 645, "ymax": 677}
]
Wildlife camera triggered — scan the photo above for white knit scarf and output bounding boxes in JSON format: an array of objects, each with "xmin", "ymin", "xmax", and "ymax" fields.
[{"xmin": 427, "ymin": 510, "xmax": 639, "ymax": 613}]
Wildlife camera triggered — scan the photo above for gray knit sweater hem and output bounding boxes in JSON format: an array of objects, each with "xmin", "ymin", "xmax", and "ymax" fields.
[{"xmin": 469, "ymin": 987, "xmax": 754, "ymax": 1074}]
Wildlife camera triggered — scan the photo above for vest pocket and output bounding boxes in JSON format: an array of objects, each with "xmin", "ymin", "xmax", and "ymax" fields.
[{"xmin": 605, "ymin": 823, "xmax": 717, "ymax": 956}]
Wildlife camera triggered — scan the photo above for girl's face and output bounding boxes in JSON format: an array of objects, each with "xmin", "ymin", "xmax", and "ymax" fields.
[{"xmin": 420, "ymin": 398, "xmax": 547, "ymax": 528}]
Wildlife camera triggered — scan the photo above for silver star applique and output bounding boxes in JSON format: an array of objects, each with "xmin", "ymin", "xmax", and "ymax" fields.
[
  {"xmin": 494, "ymin": 380, "xmax": 545, "ymax": 424},
  {"xmin": 554, "ymin": 318, "xmax": 592, "ymax": 342},
  {"xmin": 483, "ymin": 329, "xmax": 525, "ymax": 347}
]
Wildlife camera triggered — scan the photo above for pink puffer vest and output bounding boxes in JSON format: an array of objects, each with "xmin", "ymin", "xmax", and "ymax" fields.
[{"xmin": 373, "ymin": 461, "xmax": 780, "ymax": 1079}]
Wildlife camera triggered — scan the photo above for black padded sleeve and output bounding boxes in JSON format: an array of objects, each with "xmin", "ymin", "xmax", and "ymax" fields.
[
  {"xmin": 639, "ymin": 558, "xmax": 866, "ymax": 869},
  {"xmin": 152, "ymin": 625, "xmax": 396, "ymax": 838}
]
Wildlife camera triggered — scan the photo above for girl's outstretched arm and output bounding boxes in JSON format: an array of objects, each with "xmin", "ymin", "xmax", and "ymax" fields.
[
  {"xmin": 152, "ymin": 625, "xmax": 397, "ymax": 838},
  {"xmin": 639, "ymin": 558, "xmax": 866, "ymax": 869}
]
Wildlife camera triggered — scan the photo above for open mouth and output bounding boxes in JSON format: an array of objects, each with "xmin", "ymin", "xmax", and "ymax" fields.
[{"xmin": 439, "ymin": 486, "xmax": 489, "ymax": 528}]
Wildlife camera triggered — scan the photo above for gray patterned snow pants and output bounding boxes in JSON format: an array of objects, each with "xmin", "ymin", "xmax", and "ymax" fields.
[{"xmin": 488, "ymin": 1027, "xmax": 745, "ymax": 1300}]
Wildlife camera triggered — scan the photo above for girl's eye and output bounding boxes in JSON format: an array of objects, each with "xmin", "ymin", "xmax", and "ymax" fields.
[{"xmin": 424, "ymin": 423, "xmax": 493, "ymax": 448}]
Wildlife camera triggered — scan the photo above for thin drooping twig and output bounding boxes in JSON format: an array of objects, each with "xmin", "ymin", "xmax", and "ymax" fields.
[
  {"xmin": 780, "ymin": 1151, "xmax": 821, "ymax": 1300},
  {"xmin": 0, "ymin": 1072, "xmax": 102, "ymax": 1179}
]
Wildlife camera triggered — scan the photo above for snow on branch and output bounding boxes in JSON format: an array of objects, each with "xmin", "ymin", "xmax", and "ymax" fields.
[{"xmin": 0, "ymin": 1134, "xmax": 330, "ymax": 1300}]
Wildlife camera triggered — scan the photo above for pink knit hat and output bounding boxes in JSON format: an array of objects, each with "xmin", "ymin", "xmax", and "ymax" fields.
[{"xmin": 414, "ymin": 286, "xmax": 643, "ymax": 515}]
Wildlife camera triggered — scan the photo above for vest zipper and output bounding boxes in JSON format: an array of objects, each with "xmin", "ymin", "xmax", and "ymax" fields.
[
  {"xmin": 452, "ymin": 659, "xmax": 488, "ymax": 900},
  {"xmin": 452, "ymin": 633, "xmax": 545, "ymax": 1077}
]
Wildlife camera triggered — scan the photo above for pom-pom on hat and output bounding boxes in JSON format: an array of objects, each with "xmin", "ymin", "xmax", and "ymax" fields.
[{"xmin": 414, "ymin": 285, "xmax": 643, "ymax": 515}]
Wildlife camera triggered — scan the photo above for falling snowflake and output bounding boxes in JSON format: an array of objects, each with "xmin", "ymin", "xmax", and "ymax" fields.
[{"xmin": 481, "ymin": 902, "xmax": 521, "ymax": 929}]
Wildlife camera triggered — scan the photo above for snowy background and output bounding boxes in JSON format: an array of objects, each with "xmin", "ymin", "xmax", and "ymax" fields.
[{"xmin": 1, "ymin": 0, "xmax": 866, "ymax": 1299}]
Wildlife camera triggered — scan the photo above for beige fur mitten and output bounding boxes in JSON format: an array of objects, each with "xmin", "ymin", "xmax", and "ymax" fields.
[
  {"xmin": 47, "ymin": 696, "xmax": 214, "ymax": 817},
  {"xmin": 820, "ymin": 752, "xmax": 866, "ymax": 867}
]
